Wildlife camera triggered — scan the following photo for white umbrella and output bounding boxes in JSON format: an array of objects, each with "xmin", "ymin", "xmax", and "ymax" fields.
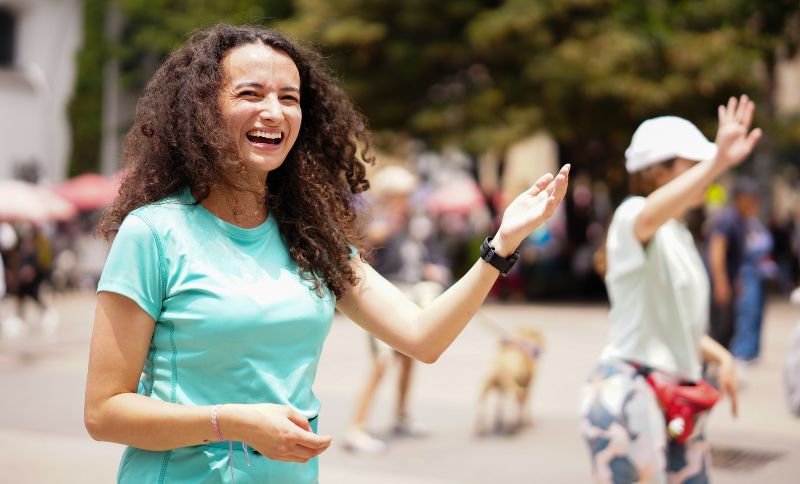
[{"xmin": 0, "ymin": 179, "xmax": 77, "ymax": 222}]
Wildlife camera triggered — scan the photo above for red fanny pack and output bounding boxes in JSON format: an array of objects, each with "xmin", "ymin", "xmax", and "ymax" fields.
[{"xmin": 634, "ymin": 365, "xmax": 721, "ymax": 444}]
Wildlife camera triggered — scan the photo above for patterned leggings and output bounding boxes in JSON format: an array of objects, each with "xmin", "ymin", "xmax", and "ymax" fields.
[{"xmin": 579, "ymin": 360, "xmax": 711, "ymax": 484}]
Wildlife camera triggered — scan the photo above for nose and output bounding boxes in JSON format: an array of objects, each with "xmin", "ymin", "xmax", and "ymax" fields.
[{"xmin": 258, "ymin": 94, "xmax": 283, "ymax": 123}]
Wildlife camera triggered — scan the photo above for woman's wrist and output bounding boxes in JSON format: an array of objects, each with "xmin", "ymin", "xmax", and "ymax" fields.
[
  {"xmin": 212, "ymin": 403, "xmax": 250, "ymax": 442},
  {"xmin": 490, "ymin": 232, "xmax": 518, "ymax": 258}
]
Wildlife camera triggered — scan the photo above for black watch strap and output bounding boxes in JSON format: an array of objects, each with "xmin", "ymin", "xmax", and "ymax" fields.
[{"xmin": 479, "ymin": 236, "xmax": 520, "ymax": 277}]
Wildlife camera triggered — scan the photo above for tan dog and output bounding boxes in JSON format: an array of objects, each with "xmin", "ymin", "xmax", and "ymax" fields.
[{"xmin": 475, "ymin": 328, "xmax": 544, "ymax": 436}]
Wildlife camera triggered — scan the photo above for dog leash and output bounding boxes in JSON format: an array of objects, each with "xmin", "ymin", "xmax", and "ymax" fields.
[
  {"xmin": 472, "ymin": 310, "xmax": 543, "ymax": 358},
  {"xmin": 472, "ymin": 310, "xmax": 515, "ymax": 338}
]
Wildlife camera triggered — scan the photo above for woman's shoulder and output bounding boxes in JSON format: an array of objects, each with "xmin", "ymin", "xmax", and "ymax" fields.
[
  {"xmin": 608, "ymin": 196, "xmax": 646, "ymax": 229},
  {"xmin": 114, "ymin": 190, "xmax": 198, "ymax": 246},
  {"xmin": 129, "ymin": 189, "xmax": 194, "ymax": 222},
  {"xmin": 616, "ymin": 195, "xmax": 646, "ymax": 213}
]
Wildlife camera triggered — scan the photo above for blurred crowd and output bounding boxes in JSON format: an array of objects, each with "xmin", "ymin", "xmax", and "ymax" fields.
[
  {"xmin": 0, "ymin": 212, "xmax": 108, "ymax": 338},
  {"xmin": 1, "ymin": 148, "xmax": 800, "ymax": 341}
]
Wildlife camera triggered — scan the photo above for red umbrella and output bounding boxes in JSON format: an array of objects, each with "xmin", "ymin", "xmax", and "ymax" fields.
[
  {"xmin": 52, "ymin": 172, "xmax": 121, "ymax": 211},
  {"xmin": 426, "ymin": 176, "xmax": 486, "ymax": 215},
  {"xmin": 0, "ymin": 179, "xmax": 77, "ymax": 222}
]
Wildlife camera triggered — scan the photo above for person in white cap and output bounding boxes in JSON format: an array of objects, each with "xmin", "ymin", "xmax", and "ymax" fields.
[{"xmin": 580, "ymin": 95, "xmax": 761, "ymax": 483}]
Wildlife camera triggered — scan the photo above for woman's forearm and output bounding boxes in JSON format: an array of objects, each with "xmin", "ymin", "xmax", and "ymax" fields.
[
  {"xmin": 635, "ymin": 159, "xmax": 724, "ymax": 242},
  {"xmin": 413, "ymin": 257, "xmax": 502, "ymax": 362},
  {"xmin": 700, "ymin": 335, "xmax": 733, "ymax": 367},
  {"xmin": 338, "ymin": 167, "xmax": 569, "ymax": 364},
  {"xmin": 85, "ymin": 393, "xmax": 250, "ymax": 450}
]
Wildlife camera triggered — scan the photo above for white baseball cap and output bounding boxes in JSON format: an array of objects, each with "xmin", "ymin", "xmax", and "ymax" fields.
[{"xmin": 625, "ymin": 116, "xmax": 717, "ymax": 173}]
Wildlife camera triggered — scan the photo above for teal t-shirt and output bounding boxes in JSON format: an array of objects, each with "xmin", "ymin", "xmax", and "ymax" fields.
[{"xmin": 98, "ymin": 188, "xmax": 334, "ymax": 483}]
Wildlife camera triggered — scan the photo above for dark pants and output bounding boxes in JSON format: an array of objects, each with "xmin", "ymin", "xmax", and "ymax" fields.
[{"xmin": 709, "ymin": 299, "xmax": 736, "ymax": 349}]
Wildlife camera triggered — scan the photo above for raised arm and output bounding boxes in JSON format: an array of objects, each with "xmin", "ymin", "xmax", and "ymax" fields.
[
  {"xmin": 337, "ymin": 165, "xmax": 570, "ymax": 363},
  {"xmin": 84, "ymin": 292, "xmax": 330, "ymax": 461},
  {"xmin": 634, "ymin": 95, "xmax": 762, "ymax": 243}
]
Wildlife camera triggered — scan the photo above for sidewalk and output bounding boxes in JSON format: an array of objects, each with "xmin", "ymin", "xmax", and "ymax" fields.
[{"xmin": 0, "ymin": 293, "xmax": 797, "ymax": 483}]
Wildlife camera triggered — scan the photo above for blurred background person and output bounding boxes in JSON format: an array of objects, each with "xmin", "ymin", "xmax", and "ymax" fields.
[
  {"xmin": 0, "ymin": 222, "xmax": 14, "ymax": 300},
  {"xmin": 3, "ymin": 225, "xmax": 59, "ymax": 338},
  {"xmin": 344, "ymin": 165, "xmax": 452, "ymax": 453},
  {"xmin": 581, "ymin": 97, "xmax": 760, "ymax": 483},
  {"xmin": 705, "ymin": 178, "xmax": 761, "ymax": 350},
  {"xmin": 731, "ymin": 185, "xmax": 776, "ymax": 369}
]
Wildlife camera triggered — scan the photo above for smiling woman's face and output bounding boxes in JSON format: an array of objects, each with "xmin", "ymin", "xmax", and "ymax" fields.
[{"xmin": 218, "ymin": 43, "xmax": 302, "ymax": 175}]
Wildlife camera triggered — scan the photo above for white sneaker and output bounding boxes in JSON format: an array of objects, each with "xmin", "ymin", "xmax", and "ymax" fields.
[
  {"xmin": 342, "ymin": 429, "xmax": 387, "ymax": 454},
  {"xmin": 791, "ymin": 287, "xmax": 800, "ymax": 306},
  {"xmin": 1, "ymin": 316, "xmax": 27, "ymax": 339},
  {"xmin": 41, "ymin": 309, "xmax": 60, "ymax": 337}
]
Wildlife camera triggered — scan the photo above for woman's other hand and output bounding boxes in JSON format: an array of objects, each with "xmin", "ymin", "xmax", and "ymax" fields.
[
  {"xmin": 222, "ymin": 403, "xmax": 332, "ymax": 463},
  {"xmin": 718, "ymin": 357, "xmax": 739, "ymax": 418},
  {"xmin": 492, "ymin": 164, "xmax": 570, "ymax": 256},
  {"xmin": 714, "ymin": 95, "xmax": 762, "ymax": 169}
]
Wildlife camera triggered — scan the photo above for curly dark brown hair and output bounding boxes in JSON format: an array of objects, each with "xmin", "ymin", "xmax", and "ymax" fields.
[{"xmin": 99, "ymin": 24, "xmax": 374, "ymax": 297}]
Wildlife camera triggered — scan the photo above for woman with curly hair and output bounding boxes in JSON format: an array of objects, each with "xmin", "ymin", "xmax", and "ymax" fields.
[{"xmin": 83, "ymin": 23, "xmax": 569, "ymax": 483}]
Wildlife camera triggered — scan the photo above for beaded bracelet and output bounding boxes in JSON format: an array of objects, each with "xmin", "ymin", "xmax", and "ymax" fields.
[
  {"xmin": 211, "ymin": 404, "xmax": 225, "ymax": 441},
  {"xmin": 211, "ymin": 404, "xmax": 249, "ymax": 484}
]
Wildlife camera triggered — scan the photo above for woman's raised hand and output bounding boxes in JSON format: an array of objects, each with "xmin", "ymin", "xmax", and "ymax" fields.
[
  {"xmin": 223, "ymin": 403, "xmax": 331, "ymax": 463},
  {"xmin": 492, "ymin": 164, "xmax": 570, "ymax": 255},
  {"xmin": 714, "ymin": 95, "xmax": 762, "ymax": 169}
]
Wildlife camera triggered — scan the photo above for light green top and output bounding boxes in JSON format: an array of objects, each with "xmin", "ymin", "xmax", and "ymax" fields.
[
  {"xmin": 98, "ymin": 187, "xmax": 335, "ymax": 415},
  {"xmin": 97, "ymin": 189, "xmax": 335, "ymax": 484},
  {"xmin": 99, "ymin": 189, "xmax": 334, "ymax": 482},
  {"xmin": 601, "ymin": 196, "xmax": 708, "ymax": 381}
]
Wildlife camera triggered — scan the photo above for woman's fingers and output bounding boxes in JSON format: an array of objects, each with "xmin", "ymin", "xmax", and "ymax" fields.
[
  {"xmin": 727, "ymin": 381, "xmax": 739, "ymax": 418},
  {"xmin": 726, "ymin": 96, "xmax": 737, "ymax": 121},
  {"xmin": 740, "ymin": 95, "xmax": 754, "ymax": 127},
  {"xmin": 734, "ymin": 94, "xmax": 749, "ymax": 123},
  {"xmin": 271, "ymin": 428, "xmax": 331, "ymax": 462},
  {"xmin": 286, "ymin": 408, "xmax": 312, "ymax": 432},
  {"xmin": 290, "ymin": 442, "xmax": 329, "ymax": 461},
  {"xmin": 552, "ymin": 164, "xmax": 571, "ymax": 201},
  {"xmin": 290, "ymin": 426, "xmax": 331, "ymax": 450},
  {"xmin": 745, "ymin": 127, "xmax": 763, "ymax": 152},
  {"xmin": 526, "ymin": 173, "xmax": 554, "ymax": 197}
]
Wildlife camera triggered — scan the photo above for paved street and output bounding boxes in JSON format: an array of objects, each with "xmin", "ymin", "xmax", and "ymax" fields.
[{"xmin": 0, "ymin": 292, "xmax": 798, "ymax": 483}]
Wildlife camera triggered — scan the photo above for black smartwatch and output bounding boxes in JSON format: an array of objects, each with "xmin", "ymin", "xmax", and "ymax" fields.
[{"xmin": 479, "ymin": 236, "xmax": 520, "ymax": 277}]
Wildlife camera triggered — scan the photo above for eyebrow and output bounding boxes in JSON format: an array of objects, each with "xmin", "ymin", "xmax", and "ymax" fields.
[{"xmin": 233, "ymin": 82, "xmax": 300, "ymax": 93}]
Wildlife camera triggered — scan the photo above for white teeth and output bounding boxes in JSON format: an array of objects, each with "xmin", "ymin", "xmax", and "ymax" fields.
[{"xmin": 248, "ymin": 130, "xmax": 281, "ymax": 140}]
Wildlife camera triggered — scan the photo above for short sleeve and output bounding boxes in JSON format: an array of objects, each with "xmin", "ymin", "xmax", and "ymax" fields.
[
  {"xmin": 707, "ymin": 210, "xmax": 735, "ymax": 239},
  {"xmin": 97, "ymin": 213, "xmax": 164, "ymax": 321},
  {"xmin": 605, "ymin": 196, "xmax": 647, "ymax": 279}
]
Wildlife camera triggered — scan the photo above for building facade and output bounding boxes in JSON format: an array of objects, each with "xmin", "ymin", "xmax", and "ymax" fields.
[{"xmin": 0, "ymin": 0, "xmax": 81, "ymax": 183}]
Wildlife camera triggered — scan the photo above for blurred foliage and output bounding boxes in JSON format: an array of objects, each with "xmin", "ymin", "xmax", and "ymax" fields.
[
  {"xmin": 68, "ymin": 0, "xmax": 800, "ymax": 184},
  {"xmin": 66, "ymin": 0, "xmax": 108, "ymax": 176},
  {"xmin": 114, "ymin": 0, "xmax": 294, "ymax": 89}
]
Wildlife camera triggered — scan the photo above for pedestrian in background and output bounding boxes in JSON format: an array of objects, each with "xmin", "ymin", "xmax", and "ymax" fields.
[
  {"xmin": 344, "ymin": 165, "xmax": 451, "ymax": 453},
  {"xmin": 580, "ymin": 96, "xmax": 760, "ymax": 483},
  {"xmin": 731, "ymin": 186, "xmax": 774, "ymax": 367},
  {"xmin": 704, "ymin": 178, "xmax": 760, "ymax": 350}
]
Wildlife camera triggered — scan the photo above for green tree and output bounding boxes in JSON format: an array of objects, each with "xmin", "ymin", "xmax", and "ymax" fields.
[
  {"xmin": 281, "ymin": 0, "xmax": 800, "ymax": 191},
  {"xmin": 66, "ymin": 0, "xmax": 108, "ymax": 176},
  {"xmin": 68, "ymin": 0, "xmax": 800, "ymax": 186}
]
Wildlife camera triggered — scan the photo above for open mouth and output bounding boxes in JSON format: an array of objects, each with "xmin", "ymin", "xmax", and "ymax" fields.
[{"xmin": 246, "ymin": 129, "xmax": 283, "ymax": 147}]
